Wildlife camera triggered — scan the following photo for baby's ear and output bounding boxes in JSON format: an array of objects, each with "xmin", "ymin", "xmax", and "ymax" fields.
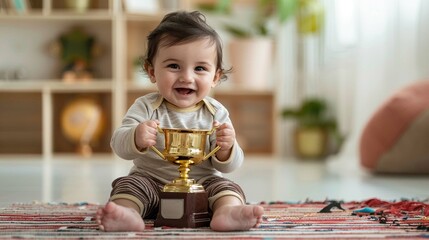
[
  {"xmin": 212, "ymin": 70, "xmax": 222, "ymax": 87},
  {"xmin": 144, "ymin": 62, "xmax": 156, "ymax": 83}
]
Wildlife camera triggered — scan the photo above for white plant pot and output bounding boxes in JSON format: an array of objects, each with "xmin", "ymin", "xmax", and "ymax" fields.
[{"xmin": 228, "ymin": 37, "xmax": 272, "ymax": 88}]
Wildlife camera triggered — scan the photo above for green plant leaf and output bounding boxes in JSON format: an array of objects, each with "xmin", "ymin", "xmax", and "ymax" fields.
[
  {"xmin": 277, "ymin": 0, "xmax": 298, "ymax": 23},
  {"xmin": 281, "ymin": 98, "xmax": 335, "ymax": 128},
  {"xmin": 215, "ymin": 0, "xmax": 231, "ymax": 13},
  {"xmin": 199, "ymin": 0, "xmax": 230, "ymax": 13},
  {"xmin": 223, "ymin": 24, "xmax": 251, "ymax": 38},
  {"xmin": 201, "ymin": 0, "xmax": 298, "ymax": 38}
]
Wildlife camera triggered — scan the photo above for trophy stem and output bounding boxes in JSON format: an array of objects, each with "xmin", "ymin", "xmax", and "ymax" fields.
[
  {"xmin": 176, "ymin": 159, "xmax": 193, "ymax": 181},
  {"xmin": 163, "ymin": 159, "xmax": 204, "ymax": 193}
]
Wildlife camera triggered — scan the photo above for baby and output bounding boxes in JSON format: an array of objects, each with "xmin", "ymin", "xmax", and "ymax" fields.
[{"xmin": 96, "ymin": 11, "xmax": 264, "ymax": 232}]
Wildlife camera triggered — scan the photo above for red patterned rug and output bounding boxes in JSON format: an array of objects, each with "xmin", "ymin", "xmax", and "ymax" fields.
[{"xmin": 0, "ymin": 198, "xmax": 428, "ymax": 239}]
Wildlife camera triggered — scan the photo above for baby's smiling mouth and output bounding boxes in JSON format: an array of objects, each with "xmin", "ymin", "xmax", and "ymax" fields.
[{"xmin": 175, "ymin": 88, "xmax": 195, "ymax": 95}]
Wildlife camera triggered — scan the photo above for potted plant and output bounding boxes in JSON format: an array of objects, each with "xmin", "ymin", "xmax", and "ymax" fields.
[
  {"xmin": 199, "ymin": 0, "xmax": 298, "ymax": 87},
  {"xmin": 200, "ymin": 0, "xmax": 298, "ymax": 37},
  {"xmin": 282, "ymin": 98, "xmax": 343, "ymax": 159}
]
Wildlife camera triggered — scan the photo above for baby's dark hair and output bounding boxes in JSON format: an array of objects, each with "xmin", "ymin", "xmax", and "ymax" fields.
[{"xmin": 143, "ymin": 11, "xmax": 229, "ymax": 81}]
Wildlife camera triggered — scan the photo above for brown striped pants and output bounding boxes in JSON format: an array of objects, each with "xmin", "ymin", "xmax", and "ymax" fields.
[{"xmin": 109, "ymin": 173, "xmax": 246, "ymax": 218}]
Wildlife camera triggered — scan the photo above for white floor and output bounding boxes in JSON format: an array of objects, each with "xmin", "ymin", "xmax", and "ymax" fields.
[{"xmin": 0, "ymin": 154, "xmax": 428, "ymax": 207}]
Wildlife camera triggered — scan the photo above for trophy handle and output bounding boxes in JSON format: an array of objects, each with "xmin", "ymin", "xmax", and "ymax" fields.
[
  {"xmin": 156, "ymin": 126, "xmax": 163, "ymax": 133},
  {"xmin": 203, "ymin": 126, "xmax": 221, "ymax": 160},
  {"xmin": 203, "ymin": 145, "xmax": 221, "ymax": 160},
  {"xmin": 207, "ymin": 126, "xmax": 218, "ymax": 135},
  {"xmin": 150, "ymin": 126, "xmax": 165, "ymax": 159},
  {"xmin": 150, "ymin": 146, "xmax": 165, "ymax": 159}
]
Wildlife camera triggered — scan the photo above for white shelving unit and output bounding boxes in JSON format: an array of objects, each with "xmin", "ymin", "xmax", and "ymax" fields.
[{"xmin": 0, "ymin": 0, "xmax": 278, "ymax": 158}]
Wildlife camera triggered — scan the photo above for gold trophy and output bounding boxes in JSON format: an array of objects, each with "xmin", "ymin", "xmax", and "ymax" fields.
[{"xmin": 150, "ymin": 127, "xmax": 220, "ymax": 228}]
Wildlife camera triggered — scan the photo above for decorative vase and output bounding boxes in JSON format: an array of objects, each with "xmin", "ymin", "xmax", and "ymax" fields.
[
  {"xmin": 228, "ymin": 37, "xmax": 272, "ymax": 88},
  {"xmin": 294, "ymin": 127, "xmax": 327, "ymax": 159}
]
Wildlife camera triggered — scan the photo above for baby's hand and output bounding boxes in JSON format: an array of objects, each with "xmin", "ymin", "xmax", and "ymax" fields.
[
  {"xmin": 213, "ymin": 121, "xmax": 235, "ymax": 161},
  {"xmin": 135, "ymin": 120, "xmax": 159, "ymax": 151}
]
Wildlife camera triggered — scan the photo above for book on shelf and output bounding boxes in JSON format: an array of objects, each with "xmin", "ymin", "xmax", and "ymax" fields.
[{"xmin": 1, "ymin": 0, "xmax": 31, "ymax": 14}]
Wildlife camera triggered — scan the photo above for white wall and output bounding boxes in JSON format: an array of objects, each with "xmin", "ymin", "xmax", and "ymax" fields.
[{"xmin": 204, "ymin": 0, "xmax": 429, "ymax": 158}]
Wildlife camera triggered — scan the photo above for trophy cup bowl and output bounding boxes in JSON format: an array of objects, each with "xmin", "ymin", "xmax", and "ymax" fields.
[
  {"xmin": 151, "ymin": 127, "xmax": 220, "ymax": 165},
  {"xmin": 151, "ymin": 126, "xmax": 221, "ymax": 228}
]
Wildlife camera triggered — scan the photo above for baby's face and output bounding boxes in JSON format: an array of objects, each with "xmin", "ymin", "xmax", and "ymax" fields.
[{"xmin": 147, "ymin": 38, "xmax": 221, "ymax": 109}]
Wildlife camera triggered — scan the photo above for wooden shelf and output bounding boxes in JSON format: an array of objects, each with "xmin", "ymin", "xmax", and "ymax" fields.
[
  {"xmin": 0, "ymin": 93, "xmax": 43, "ymax": 154},
  {"xmin": 124, "ymin": 13, "xmax": 166, "ymax": 21},
  {"xmin": 0, "ymin": 12, "xmax": 112, "ymax": 20},
  {"xmin": 214, "ymin": 93, "xmax": 275, "ymax": 154},
  {"xmin": 0, "ymin": 0, "xmax": 279, "ymax": 156},
  {"xmin": 0, "ymin": 80, "xmax": 113, "ymax": 92}
]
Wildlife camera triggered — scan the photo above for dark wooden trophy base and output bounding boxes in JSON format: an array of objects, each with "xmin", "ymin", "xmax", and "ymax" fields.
[{"xmin": 154, "ymin": 191, "xmax": 210, "ymax": 228}]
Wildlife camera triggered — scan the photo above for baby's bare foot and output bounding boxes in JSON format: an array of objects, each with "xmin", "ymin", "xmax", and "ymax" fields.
[
  {"xmin": 95, "ymin": 201, "xmax": 145, "ymax": 232},
  {"xmin": 210, "ymin": 205, "xmax": 264, "ymax": 231}
]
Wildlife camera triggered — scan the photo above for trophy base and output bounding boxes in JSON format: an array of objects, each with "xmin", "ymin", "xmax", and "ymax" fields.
[
  {"xmin": 154, "ymin": 191, "xmax": 210, "ymax": 228},
  {"xmin": 163, "ymin": 179, "xmax": 205, "ymax": 193}
]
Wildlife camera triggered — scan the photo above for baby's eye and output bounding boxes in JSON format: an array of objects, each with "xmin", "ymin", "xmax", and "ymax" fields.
[
  {"xmin": 195, "ymin": 66, "xmax": 206, "ymax": 71},
  {"xmin": 167, "ymin": 64, "xmax": 179, "ymax": 69}
]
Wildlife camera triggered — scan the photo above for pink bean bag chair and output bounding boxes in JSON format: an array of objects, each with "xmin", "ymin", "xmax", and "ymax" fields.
[{"xmin": 359, "ymin": 80, "xmax": 429, "ymax": 174}]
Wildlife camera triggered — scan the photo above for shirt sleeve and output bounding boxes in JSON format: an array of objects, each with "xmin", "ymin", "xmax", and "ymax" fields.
[
  {"xmin": 210, "ymin": 140, "xmax": 244, "ymax": 173},
  {"xmin": 207, "ymin": 97, "xmax": 245, "ymax": 173},
  {"xmin": 110, "ymin": 96, "xmax": 153, "ymax": 160}
]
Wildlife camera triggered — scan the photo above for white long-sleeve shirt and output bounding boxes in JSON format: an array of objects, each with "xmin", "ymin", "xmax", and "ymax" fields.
[{"xmin": 110, "ymin": 92, "xmax": 244, "ymax": 184}]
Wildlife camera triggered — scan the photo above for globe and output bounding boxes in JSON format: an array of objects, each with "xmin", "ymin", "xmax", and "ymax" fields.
[{"xmin": 61, "ymin": 98, "xmax": 105, "ymax": 156}]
